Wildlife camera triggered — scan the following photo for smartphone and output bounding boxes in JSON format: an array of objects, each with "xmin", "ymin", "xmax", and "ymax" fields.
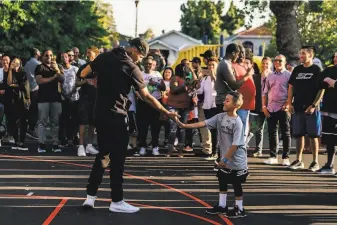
[{"xmin": 202, "ymin": 68, "xmax": 211, "ymax": 76}]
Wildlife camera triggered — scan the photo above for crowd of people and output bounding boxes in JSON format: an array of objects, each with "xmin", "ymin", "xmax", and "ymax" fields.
[{"xmin": 2, "ymin": 39, "xmax": 337, "ymax": 217}]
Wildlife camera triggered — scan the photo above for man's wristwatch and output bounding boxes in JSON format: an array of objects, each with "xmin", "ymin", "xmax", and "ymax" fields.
[{"xmin": 223, "ymin": 158, "xmax": 229, "ymax": 164}]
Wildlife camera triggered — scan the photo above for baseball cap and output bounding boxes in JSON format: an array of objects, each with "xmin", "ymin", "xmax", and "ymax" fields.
[
  {"xmin": 128, "ymin": 38, "xmax": 149, "ymax": 56},
  {"xmin": 200, "ymin": 49, "xmax": 215, "ymax": 59},
  {"xmin": 190, "ymin": 57, "xmax": 201, "ymax": 64}
]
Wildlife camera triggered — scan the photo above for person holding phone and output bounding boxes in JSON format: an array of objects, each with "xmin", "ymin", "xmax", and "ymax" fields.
[
  {"xmin": 35, "ymin": 50, "xmax": 64, "ymax": 153},
  {"xmin": 7, "ymin": 58, "xmax": 30, "ymax": 150}
]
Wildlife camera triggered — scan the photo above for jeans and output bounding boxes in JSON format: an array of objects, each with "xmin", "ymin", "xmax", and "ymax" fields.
[
  {"xmin": 86, "ymin": 116, "xmax": 129, "ymax": 202},
  {"xmin": 267, "ymin": 110, "xmax": 291, "ymax": 159},
  {"xmin": 252, "ymin": 112, "xmax": 266, "ymax": 153},
  {"xmin": 7, "ymin": 100, "xmax": 28, "ymax": 143},
  {"xmin": 204, "ymin": 108, "xmax": 218, "ymax": 155},
  {"xmin": 198, "ymin": 104, "xmax": 211, "ymax": 154},
  {"xmin": 59, "ymin": 100, "xmax": 79, "ymax": 144},
  {"xmin": 28, "ymin": 90, "xmax": 38, "ymax": 131},
  {"xmin": 136, "ymin": 100, "xmax": 161, "ymax": 148},
  {"xmin": 237, "ymin": 109, "xmax": 250, "ymax": 140},
  {"xmin": 37, "ymin": 102, "xmax": 62, "ymax": 145},
  {"xmin": 168, "ymin": 108, "xmax": 189, "ymax": 146}
]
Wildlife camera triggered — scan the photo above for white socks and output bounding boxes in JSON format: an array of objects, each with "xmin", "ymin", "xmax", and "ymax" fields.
[
  {"xmin": 236, "ymin": 200, "xmax": 243, "ymax": 210},
  {"xmin": 87, "ymin": 144, "xmax": 92, "ymax": 147},
  {"xmin": 219, "ymin": 193, "xmax": 227, "ymax": 208}
]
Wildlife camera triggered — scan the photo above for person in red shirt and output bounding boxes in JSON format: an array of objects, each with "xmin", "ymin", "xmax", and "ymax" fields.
[{"xmin": 232, "ymin": 46, "xmax": 256, "ymax": 142}]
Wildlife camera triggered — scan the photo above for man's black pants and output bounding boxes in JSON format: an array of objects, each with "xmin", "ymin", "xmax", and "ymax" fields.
[{"xmin": 86, "ymin": 115, "xmax": 129, "ymax": 202}]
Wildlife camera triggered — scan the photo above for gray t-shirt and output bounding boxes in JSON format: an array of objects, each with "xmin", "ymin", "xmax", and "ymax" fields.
[{"xmin": 205, "ymin": 112, "xmax": 247, "ymax": 170}]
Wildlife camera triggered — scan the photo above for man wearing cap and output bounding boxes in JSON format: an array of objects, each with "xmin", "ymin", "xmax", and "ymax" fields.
[
  {"xmin": 200, "ymin": 49, "xmax": 216, "ymax": 66},
  {"xmin": 79, "ymin": 38, "xmax": 179, "ymax": 213}
]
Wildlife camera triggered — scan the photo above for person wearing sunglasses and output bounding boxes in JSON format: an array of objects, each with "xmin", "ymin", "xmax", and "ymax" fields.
[{"xmin": 262, "ymin": 55, "xmax": 291, "ymax": 166}]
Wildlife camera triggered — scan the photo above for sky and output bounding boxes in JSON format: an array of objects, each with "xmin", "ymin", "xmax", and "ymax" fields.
[{"xmin": 107, "ymin": 0, "xmax": 269, "ymax": 38}]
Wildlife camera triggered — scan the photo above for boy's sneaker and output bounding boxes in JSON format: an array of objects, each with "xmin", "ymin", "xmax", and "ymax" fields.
[
  {"xmin": 52, "ymin": 145, "xmax": 62, "ymax": 153},
  {"xmin": 282, "ymin": 158, "xmax": 290, "ymax": 166},
  {"xmin": 86, "ymin": 144, "xmax": 99, "ymax": 155},
  {"xmin": 77, "ymin": 145, "xmax": 86, "ymax": 157},
  {"xmin": 139, "ymin": 147, "xmax": 146, "ymax": 156},
  {"xmin": 205, "ymin": 205, "xmax": 228, "ymax": 215},
  {"xmin": 38, "ymin": 144, "xmax": 47, "ymax": 153},
  {"xmin": 184, "ymin": 146, "xmax": 193, "ymax": 152},
  {"xmin": 308, "ymin": 161, "xmax": 319, "ymax": 172},
  {"xmin": 205, "ymin": 154, "xmax": 218, "ymax": 161},
  {"xmin": 109, "ymin": 200, "xmax": 140, "ymax": 213},
  {"xmin": 264, "ymin": 157, "xmax": 278, "ymax": 165},
  {"xmin": 83, "ymin": 195, "xmax": 97, "ymax": 209},
  {"xmin": 316, "ymin": 164, "xmax": 335, "ymax": 175},
  {"xmin": 152, "ymin": 147, "xmax": 159, "ymax": 156},
  {"xmin": 225, "ymin": 205, "xmax": 247, "ymax": 218},
  {"xmin": 288, "ymin": 159, "xmax": 304, "ymax": 170}
]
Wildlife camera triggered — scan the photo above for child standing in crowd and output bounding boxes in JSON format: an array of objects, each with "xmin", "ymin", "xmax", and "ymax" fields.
[{"xmin": 178, "ymin": 92, "xmax": 248, "ymax": 218}]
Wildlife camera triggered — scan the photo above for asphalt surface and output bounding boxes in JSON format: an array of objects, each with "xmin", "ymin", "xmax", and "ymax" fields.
[{"xmin": 0, "ymin": 143, "xmax": 336, "ymax": 225}]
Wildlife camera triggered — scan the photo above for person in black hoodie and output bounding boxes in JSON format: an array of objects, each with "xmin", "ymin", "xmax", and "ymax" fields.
[
  {"xmin": 316, "ymin": 52, "xmax": 337, "ymax": 175},
  {"xmin": 80, "ymin": 38, "xmax": 179, "ymax": 213},
  {"xmin": 7, "ymin": 57, "xmax": 30, "ymax": 150}
]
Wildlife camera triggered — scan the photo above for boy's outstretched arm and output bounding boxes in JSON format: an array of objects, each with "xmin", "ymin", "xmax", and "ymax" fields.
[{"xmin": 178, "ymin": 121, "xmax": 206, "ymax": 129}]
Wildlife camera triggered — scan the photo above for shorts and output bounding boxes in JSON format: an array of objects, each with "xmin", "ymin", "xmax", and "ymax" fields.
[
  {"xmin": 321, "ymin": 116, "xmax": 337, "ymax": 145},
  {"xmin": 127, "ymin": 111, "xmax": 137, "ymax": 136},
  {"xmin": 292, "ymin": 111, "xmax": 321, "ymax": 138},
  {"xmin": 78, "ymin": 99, "xmax": 95, "ymax": 126},
  {"xmin": 217, "ymin": 168, "xmax": 249, "ymax": 184}
]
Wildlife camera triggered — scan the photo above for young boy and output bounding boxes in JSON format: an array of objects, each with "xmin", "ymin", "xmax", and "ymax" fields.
[{"xmin": 178, "ymin": 92, "xmax": 248, "ymax": 218}]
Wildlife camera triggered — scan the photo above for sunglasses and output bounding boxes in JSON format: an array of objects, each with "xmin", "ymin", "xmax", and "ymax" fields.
[
  {"xmin": 273, "ymin": 59, "xmax": 283, "ymax": 63},
  {"xmin": 68, "ymin": 54, "xmax": 74, "ymax": 57}
]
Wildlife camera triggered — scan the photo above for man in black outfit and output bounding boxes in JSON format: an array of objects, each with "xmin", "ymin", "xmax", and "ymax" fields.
[{"xmin": 80, "ymin": 38, "xmax": 179, "ymax": 213}]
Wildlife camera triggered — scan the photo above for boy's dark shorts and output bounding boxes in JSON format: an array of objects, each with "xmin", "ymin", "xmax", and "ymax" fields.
[
  {"xmin": 217, "ymin": 168, "xmax": 249, "ymax": 184},
  {"xmin": 78, "ymin": 99, "xmax": 95, "ymax": 126},
  {"xmin": 292, "ymin": 111, "xmax": 321, "ymax": 138}
]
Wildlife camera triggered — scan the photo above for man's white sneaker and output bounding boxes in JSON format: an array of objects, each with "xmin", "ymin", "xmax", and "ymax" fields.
[
  {"xmin": 282, "ymin": 159, "xmax": 290, "ymax": 166},
  {"xmin": 127, "ymin": 144, "xmax": 133, "ymax": 150},
  {"xmin": 83, "ymin": 195, "xmax": 97, "ymax": 208},
  {"xmin": 78, "ymin": 145, "xmax": 86, "ymax": 157},
  {"xmin": 86, "ymin": 144, "xmax": 99, "ymax": 155},
  {"xmin": 109, "ymin": 200, "xmax": 140, "ymax": 213},
  {"xmin": 152, "ymin": 147, "xmax": 159, "ymax": 156},
  {"xmin": 264, "ymin": 157, "xmax": 278, "ymax": 165},
  {"xmin": 139, "ymin": 147, "xmax": 146, "ymax": 156}
]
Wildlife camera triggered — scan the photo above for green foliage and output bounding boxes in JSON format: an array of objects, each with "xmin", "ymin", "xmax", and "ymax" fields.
[
  {"xmin": 297, "ymin": 0, "xmax": 337, "ymax": 65},
  {"xmin": 0, "ymin": 0, "xmax": 116, "ymax": 60},
  {"xmin": 180, "ymin": 0, "xmax": 223, "ymax": 44},
  {"xmin": 220, "ymin": 1, "xmax": 245, "ymax": 35}
]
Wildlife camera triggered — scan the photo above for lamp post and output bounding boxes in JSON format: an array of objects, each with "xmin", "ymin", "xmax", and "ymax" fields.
[{"xmin": 135, "ymin": 0, "xmax": 139, "ymax": 38}]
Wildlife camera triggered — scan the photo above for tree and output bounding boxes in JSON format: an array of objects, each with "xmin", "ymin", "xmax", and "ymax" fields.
[
  {"xmin": 180, "ymin": 0, "xmax": 222, "ymax": 44},
  {"xmin": 0, "ymin": 0, "xmax": 114, "ymax": 59},
  {"xmin": 219, "ymin": 0, "xmax": 244, "ymax": 35},
  {"xmin": 265, "ymin": 1, "xmax": 337, "ymax": 65},
  {"xmin": 141, "ymin": 28, "xmax": 155, "ymax": 41}
]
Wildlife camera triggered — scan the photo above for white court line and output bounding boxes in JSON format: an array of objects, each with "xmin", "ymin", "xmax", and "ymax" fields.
[{"xmin": 26, "ymin": 192, "xmax": 34, "ymax": 196}]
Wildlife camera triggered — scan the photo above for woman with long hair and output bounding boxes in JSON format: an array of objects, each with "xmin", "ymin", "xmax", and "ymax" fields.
[{"xmin": 7, "ymin": 57, "xmax": 30, "ymax": 150}]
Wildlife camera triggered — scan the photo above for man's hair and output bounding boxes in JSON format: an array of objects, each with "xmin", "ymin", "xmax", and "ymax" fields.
[
  {"xmin": 42, "ymin": 49, "xmax": 53, "ymax": 57},
  {"xmin": 262, "ymin": 56, "xmax": 272, "ymax": 62},
  {"xmin": 228, "ymin": 92, "xmax": 243, "ymax": 109},
  {"xmin": 301, "ymin": 45, "xmax": 315, "ymax": 56},
  {"xmin": 207, "ymin": 57, "xmax": 219, "ymax": 63},
  {"xmin": 225, "ymin": 43, "xmax": 240, "ymax": 56},
  {"xmin": 30, "ymin": 48, "xmax": 40, "ymax": 57},
  {"xmin": 67, "ymin": 49, "xmax": 74, "ymax": 53},
  {"xmin": 87, "ymin": 46, "xmax": 99, "ymax": 55}
]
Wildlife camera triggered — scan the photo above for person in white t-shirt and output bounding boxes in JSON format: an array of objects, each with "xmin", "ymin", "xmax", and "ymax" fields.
[{"xmin": 136, "ymin": 56, "xmax": 166, "ymax": 156}]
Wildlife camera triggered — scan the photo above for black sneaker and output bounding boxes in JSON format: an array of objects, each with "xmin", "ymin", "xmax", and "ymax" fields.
[
  {"xmin": 308, "ymin": 161, "xmax": 319, "ymax": 172},
  {"xmin": 316, "ymin": 164, "xmax": 335, "ymax": 174},
  {"xmin": 225, "ymin": 205, "xmax": 247, "ymax": 218},
  {"xmin": 17, "ymin": 143, "xmax": 28, "ymax": 151},
  {"xmin": 205, "ymin": 205, "xmax": 228, "ymax": 215}
]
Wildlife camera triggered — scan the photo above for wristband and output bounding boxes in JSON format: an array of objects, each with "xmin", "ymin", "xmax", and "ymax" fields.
[
  {"xmin": 262, "ymin": 106, "xmax": 266, "ymax": 108},
  {"xmin": 223, "ymin": 158, "xmax": 229, "ymax": 164}
]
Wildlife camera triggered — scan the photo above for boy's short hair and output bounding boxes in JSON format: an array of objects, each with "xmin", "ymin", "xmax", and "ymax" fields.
[
  {"xmin": 245, "ymin": 57, "xmax": 253, "ymax": 64},
  {"xmin": 301, "ymin": 45, "xmax": 315, "ymax": 56},
  {"xmin": 228, "ymin": 92, "xmax": 243, "ymax": 109}
]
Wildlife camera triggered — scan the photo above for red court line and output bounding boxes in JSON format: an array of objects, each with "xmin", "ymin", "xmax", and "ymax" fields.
[
  {"xmin": 0, "ymin": 154, "xmax": 232, "ymax": 225},
  {"xmin": 42, "ymin": 198, "xmax": 68, "ymax": 225},
  {"xmin": 0, "ymin": 194, "xmax": 221, "ymax": 225}
]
